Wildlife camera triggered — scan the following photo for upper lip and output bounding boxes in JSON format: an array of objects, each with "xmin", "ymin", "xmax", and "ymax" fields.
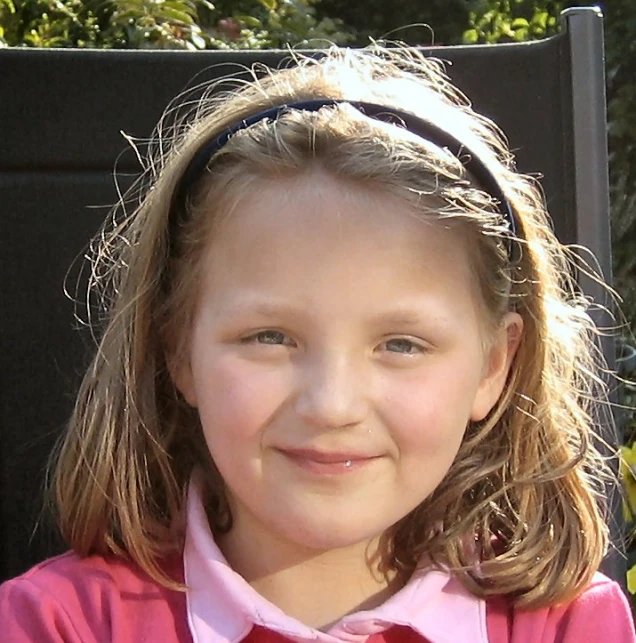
[{"xmin": 278, "ymin": 448, "xmax": 380, "ymax": 463}]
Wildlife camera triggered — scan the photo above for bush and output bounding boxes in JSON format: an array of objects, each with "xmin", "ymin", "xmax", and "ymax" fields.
[
  {"xmin": 0, "ymin": 0, "xmax": 352, "ymax": 49},
  {"xmin": 313, "ymin": 0, "xmax": 472, "ymax": 45}
]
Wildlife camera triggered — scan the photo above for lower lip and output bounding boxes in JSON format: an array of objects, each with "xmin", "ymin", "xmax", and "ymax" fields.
[{"xmin": 279, "ymin": 451, "xmax": 378, "ymax": 475}]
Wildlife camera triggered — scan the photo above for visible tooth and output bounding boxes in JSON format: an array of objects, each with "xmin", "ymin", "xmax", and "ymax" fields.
[{"xmin": 344, "ymin": 460, "xmax": 353, "ymax": 468}]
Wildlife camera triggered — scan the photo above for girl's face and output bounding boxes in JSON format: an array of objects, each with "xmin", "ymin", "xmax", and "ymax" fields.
[{"xmin": 174, "ymin": 168, "xmax": 519, "ymax": 559}]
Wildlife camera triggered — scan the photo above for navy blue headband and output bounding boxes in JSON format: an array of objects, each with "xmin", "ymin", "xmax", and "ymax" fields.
[{"xmin": 175, "ymin": 98, "xmax": 517, "ymax": 246}]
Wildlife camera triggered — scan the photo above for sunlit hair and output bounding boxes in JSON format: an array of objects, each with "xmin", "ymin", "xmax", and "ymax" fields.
[{"xmin": 53, "ymin": 44, "xmax": 612, "ymax": 608}]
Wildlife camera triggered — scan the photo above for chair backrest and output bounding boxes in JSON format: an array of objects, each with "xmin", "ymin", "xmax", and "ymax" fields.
[{"xmin": 0, "ymin": 7, "xmax": 619, "ymax": 583}]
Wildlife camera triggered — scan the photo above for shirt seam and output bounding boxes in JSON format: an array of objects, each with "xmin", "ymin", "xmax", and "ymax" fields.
[
  {"xmin": 183, "ymin": 547, "xmax": 202, "ymax": 643},
  {"xmin": 478, "ymin": 596, "xmax": 490, "ymax": 643}
]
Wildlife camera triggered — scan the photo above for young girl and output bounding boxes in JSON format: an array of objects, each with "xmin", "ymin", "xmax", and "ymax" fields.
[{"xmin": 1, "ymin": 45, "xmax": 634, "ymax": 642}]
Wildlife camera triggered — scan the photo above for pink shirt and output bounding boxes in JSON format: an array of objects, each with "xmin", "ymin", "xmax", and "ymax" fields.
[{"xmin": 1, "ymin": 480, "xmax": 634, "ymax": 642}]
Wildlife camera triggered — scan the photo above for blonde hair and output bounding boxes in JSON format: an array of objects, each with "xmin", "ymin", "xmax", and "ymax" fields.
[{"xmin": 53, "ymin": 45, "xmax": 612, "ymax": 608}]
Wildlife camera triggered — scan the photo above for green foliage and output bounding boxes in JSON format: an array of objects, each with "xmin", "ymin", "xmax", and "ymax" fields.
[
  {"xmin": 314, "ymin": 0, "xmax": 472, "ymax": 46},
  {"xmin": 463, "ymin": 0, "xmax": 563, "ymax": 43},
  {"xmin": 0, "ymin": 0, "xmax": 351, "ymax": 49},
  {"xmin": 203, "ymin": 0, "xmax": 352, "ymax": 49},
  {"xmin": 0, "ymin": 0, "xmax": 202, "ymax": 48},
  {"xmin": 107, "ymin": 0, "xmax": 207, "ymax": 50},
  {"xmin": 0, "ymin": 0, "xmax": 102, "ymax": 47}
]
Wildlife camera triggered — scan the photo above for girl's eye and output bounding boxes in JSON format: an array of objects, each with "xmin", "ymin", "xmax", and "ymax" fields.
[
  {"xmin": 242, "ymin": 330, "xmax": 293, "ymax": 346},
  {"xmin": 381, "ymin": 338, "xmax": 425, "ymax": 355}
]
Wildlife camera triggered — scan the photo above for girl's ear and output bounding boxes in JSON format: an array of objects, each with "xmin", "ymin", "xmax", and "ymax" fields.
[
  {"xmin": 167, "ymin": 353, "xmax": 199, "ymax": 408},
  {"xmin": 470, "ymin": 312, "xmax": 523, "ymax": 422}
]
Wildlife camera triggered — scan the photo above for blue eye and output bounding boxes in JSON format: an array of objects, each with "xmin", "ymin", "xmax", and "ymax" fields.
[
  {"xmin": 242, "ymin": 330, "xmax": 291, "ymax": 345},
  {"xmin": 382, "ymin": 338, "xmax": 423, "ymax": 354}
]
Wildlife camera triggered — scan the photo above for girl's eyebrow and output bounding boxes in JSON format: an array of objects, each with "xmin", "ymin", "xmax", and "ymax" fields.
[
  {"xmin": 370, "ymin": 310, "xmax": 425, "ymax": 326},
  {"xmin": 370, "ymin": 309, "xmax": 454, "ymax": 330},
  {"xmin": 224, "ymin": 299, "xmax": 306, "ymax": 319},
  {"xmin": 223, "ymin": 298, "xmax": 452, "ymax": 328}
]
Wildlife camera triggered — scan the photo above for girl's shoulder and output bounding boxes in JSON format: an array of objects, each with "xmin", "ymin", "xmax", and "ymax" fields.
[
  {"xmin": 486, "ymin": 572, "xmax": 636, "ymax": 643},
  {"xmin": 0, "ymin": 551, "xmax": 192, "ymax": 643}
]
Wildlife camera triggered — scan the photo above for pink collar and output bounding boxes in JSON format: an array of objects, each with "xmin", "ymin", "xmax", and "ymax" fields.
[{"xmin": 184, "ymin": 478, "xmax": 488, "ymax": 643}]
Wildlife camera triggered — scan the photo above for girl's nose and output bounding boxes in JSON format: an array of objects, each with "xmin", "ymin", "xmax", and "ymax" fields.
[{"xmin": 294, "ymin": 353, "xmax": 370, "ymax": 430}]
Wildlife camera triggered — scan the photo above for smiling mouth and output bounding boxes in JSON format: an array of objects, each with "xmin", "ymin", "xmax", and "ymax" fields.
[{"xmin": 277, "ymin": 448, "xmax": 381, "ymax": 475}]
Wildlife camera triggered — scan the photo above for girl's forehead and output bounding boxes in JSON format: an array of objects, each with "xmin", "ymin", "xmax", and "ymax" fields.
[
  {"xmin": 211, "ymin": 169, "xmax": 446, "ymax": 242},
  {"xmin": 198, "ymin": 170, "xmax": 481, "ymax": 317}
]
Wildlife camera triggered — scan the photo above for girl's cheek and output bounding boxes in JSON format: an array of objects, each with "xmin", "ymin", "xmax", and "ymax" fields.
[
  {"xmin": 195, "ymin": 354, "xmax": 294, "ymax": 439},
  {"xmin": 381, "ymin": 383, "xmax": 444, "ymax": 441},
  {"xmin": 378, "ymin": 370, "xmax": 473, "ymax": 444}
]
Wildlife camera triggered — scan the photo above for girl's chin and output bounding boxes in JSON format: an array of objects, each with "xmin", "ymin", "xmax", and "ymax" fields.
[{"xmin": 262, "ymin": 517, "xmax": 390, "ymax": 555}]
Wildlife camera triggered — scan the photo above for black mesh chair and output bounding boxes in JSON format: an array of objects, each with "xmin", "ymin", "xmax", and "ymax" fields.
[{"xmin": 0, "ymin": 7, "xmax": 621, "ymax": 583}]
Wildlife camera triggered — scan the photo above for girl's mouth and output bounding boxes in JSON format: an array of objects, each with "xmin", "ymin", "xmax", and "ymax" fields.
[{"xmin": 277, "ymin": 448, "xmax": 381, "ymax": 475}]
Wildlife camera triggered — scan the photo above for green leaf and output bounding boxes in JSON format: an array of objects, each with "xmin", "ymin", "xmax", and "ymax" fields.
[
  {"xmin": 628, "ymin": 565, "xmax": 636, "ymax": 594},
  {"xmin": 190, "ymin": 29, "xmax": 205, "ymax": 49},
  {"xmin": 513, "ymin": 27, "xmax": 528, "ymax": 42},
  {"xmin": 532, "ymin": 10, "xmax": 548, "ymax": 31},
  {"xmin": 463, "ymin": 28, "xmax": 478, "ymax": 45},
  {"xmin": 236, "ymin": 14, "xmax": 262, "ymax": 29},
  {"xmin": 0, "ymin": 0, "xmax": 15, "ymax": 14},
  {"xmin": 160, "ymin": 7, "xmax": 194, "ymax": 25},
  {"xmin": 258, "ymin": 0, "xmax": 277, "ymax": 10}
]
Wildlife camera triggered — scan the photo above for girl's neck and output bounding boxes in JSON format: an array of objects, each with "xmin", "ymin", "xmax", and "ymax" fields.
[{"xmin": 217, "ymin": 526, "xmax": 404, "ymax": 631}]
